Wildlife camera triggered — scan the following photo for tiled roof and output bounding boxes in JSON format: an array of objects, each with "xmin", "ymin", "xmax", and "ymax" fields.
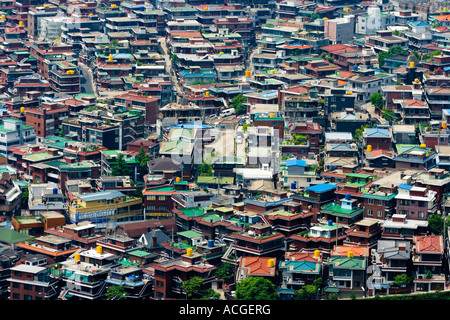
[
  {"xmin": 414, "ymin": 235, "xmax": 444, "ymax": 254},
  {"xmin": 239, "ymin": 257, "xmax": 277, "ymax": 276}
]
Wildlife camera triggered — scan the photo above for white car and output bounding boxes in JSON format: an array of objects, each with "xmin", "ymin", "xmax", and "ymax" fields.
[{"xmin": 236, "ymin": 136, "xmax": 243, "ymax": 144}]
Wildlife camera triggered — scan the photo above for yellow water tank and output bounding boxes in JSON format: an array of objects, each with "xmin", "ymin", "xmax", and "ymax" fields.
[
  {"xmin": 323, "ymin": 17, "xmax": 328, "ymax": 20},
  {"xmin": 176, "ymin": 177, "xmax": 181, "ymax": 183},
  {"xmin": 346, "ymin": 91, "xmax": 352, "ymax": 95},
  {"xmin": 205, "ymin": 91, "xmax": 210, "ymax": 97},
  {"xmin": 112, "ymin": 4, "xmax": 117, "ymax": 8},
  {"xmin": 74, "ymin": 253, "xmax": 80, "ymax": 261},
  {"xmin": 414, "ymin": 78, "xmax": 420, "ymax": 83},
  {"xmin": 245, "ymin": 70, "xmax": 251, "ymax": 78},
  {"xmin": 268, "ymin": 259, "xmax": 274, "ymax": 267},
  {"xmin": 444, "ymin": 7, "xmax": 448, "ymax": 12},
  {"xmin": 219, "ymin": 52, "xmax": 224, "ymax": 54},
  {"xmin": 443, "ymin": 123, "xmax": 448, "ymax": 129},
  {"xmin": 204, "ymin": 6, "xmax": 208, "ymax": 10},
  {"xmin": 20, "ymin": 107, "xmax": 25, "ymax": 113},
  {"xmin": 108, "ymin": 54, "xmax": 114, "ymax": 62},
  {"xmin": 314, "ymin": 250, "xmax": 320, "ymax": 258},
  {"xmin": 186, "ymin": 248, "xmax": 193, "ymax": 256},
  {"xmin": 410, "ymin": 61, "xmax": 415, "ymax": 68},
  {"xmin": 18, "ymin": 21, "xmax": 23, "ymax": 26},
  {"xmin": 367, "ymin": 145, "xmax": 372, "ymax": 152},
  {"xmin": 96, "ymin": 246, "xmax": 102, "ymax": 254},
  {"xmin": 347, "ymin": 251, "xmax": 354, "ymax": 258},
  {"xmin": 269, "ymin": 113, "xmax": 275, "ymax": 118},
  {"xmin": 420, "ymin": 144, "xmax": 427, "ymax": 149},
  {"xmin": 1, "ymin": 15, "xmax": 5, "ymax": 20}
]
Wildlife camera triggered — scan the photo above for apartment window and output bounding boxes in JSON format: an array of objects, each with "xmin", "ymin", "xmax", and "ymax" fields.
[
  {"xmin": 146, "ymin": 206, "xmax": 156, "ymax": 211},
  {"xmin": 368, "ymin": 199, "xmax": 374, "ymax": 205},
  {"xmin": 159, "ymin": 205, "xmax": 168, "ymax": 211},
  {"xmin": 377, "ymin": 210, "xmax": 382, "ymax": 217},
  {"xmin": 400, "ymin": 210, "xmax": 408, "ymax": 215},
  {"xmin": 159, "ymin": 196, "xmax": 167, "ymax": 201},
  {"xmin": 367, "ymin": 209, "xmax": 373, "ymax": 215},
  {"xmin": 147, "ymin": 196, "xmax": 156, "ymax": 201},
  {"xmin": 418, "ymin": 212, "xmax": 424, "ymax": 218},
  {"xmin": 377, "ymin": 200, "xmax": 383, "ymax": 206}
]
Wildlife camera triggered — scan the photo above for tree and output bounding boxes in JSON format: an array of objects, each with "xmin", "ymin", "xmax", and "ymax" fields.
[
  {"xmin": 378, "ymin": 46, "xmax": 408, "ymax": 68},
  {"xmin": 311, "ymin": 12, "xmax": 320, "ymax": 21},
  {"xmin": 105, "ymin": 286, "xmax": 127, "ymax": 300},
  {"xmin": 391, "ymin": 274, "xmax": 414, "ymax": 288},
  {"xmin": 199, "ymin": 162, "xmax": 213, "ymax": 176},
  {"xmin": 182, "ymin": 276, "xmax": 204, "ymax": 299},
  {"xmin": 200, "ymin": 288, "xmax": 221, "ymax": 300},
  {"xmin": 111, "ymin": 153, "xmax": 131, "ymax": 177},
  {"xmin": 21, "ymin": 185, "xmax": 29, "ymax": 208},
  {"xmin": 136, "ymin": 146, "xmax": 150, "ymax": 180},
  {"xmin": 230, "ymin": 94, "xmax": 247, "ymax": 115},
  {"xmin": 428, "ymin": 214, "xmax": 444, "ymax": 235},
  {"xmin": 235, "ymin": 277, "xmax": 279, "ymax": 300},
  {"xmin": 294, "ymin": 277, "xmax": 323, "ymax": 300},
  {"xmin": 215, "ymin": 262, "xmax": 235, "ymax": 281},
  {"xmin": 294, "ymin": 284, "xmax": 317, "ymax": 300},
  {"xmin": 370, "ymin": 92, "xmax": 383, "ymax": 109}
]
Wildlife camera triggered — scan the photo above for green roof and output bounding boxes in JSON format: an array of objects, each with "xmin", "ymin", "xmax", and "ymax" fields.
[
  {"xmin": 329, "ymin": 256, "xmax": 366, "ymax": 269},
  {"xmin": 23, "ymin": 152, "xmax": 61, "ymax": 162},
  {"xmin": 196, "ymin": 176, "xmax": 234, "ymax": 184},
  {"xmin": 129, "ymin": 250, "xmax": 152, "ymax": 257},
  {"xmin": 177, "ymin": 230, "xmax": 203, "ymax": 239},
  {"xmin": 321, "ymin": 203, "xmax": 364, "ymax": 217},
  {"xmin": 0, "ymin": 228, "xmax": 30, "ymax": 244},
  {"xmin": 199, "ymin": 213, "xmax": 222, "ymax": 223},
  {"xmin": 346, "ymin": 173, "xmax": 371, "ymax": 179}
]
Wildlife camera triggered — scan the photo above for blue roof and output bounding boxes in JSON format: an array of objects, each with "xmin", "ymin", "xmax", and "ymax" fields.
[
  {"xmin": 365, "ymin": 128, "xmax": 390, "ymax": 138},
  {"xmin": 305, "ymin": 183, "xmax": 336, "ymax": 193},
  {"xmin": 168, "ymin": 123, "xmax": 212, "ymax": 129},
  {"xmin": 286, "ymin": 159, "xmax": 307, "ymax": 167},
  {"xmin": 78, "ymin": 190, "xmax": 125, "ymax": 202},
  {"xmin": 398, "ymin": 184, "xmax": 413, "ymax": 190}
]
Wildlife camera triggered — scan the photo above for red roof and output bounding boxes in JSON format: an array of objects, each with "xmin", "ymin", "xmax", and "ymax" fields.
[
  {"xmin": 239, "ymin": 257, "xmax": 277, "ymax": 276},
  {"xmin": 406, "ymin": 99, "xmax": 424, "ymax": 106},
  {"xmin": 414, "ymin": 235, "xmax": 443, "ymax": 254}
]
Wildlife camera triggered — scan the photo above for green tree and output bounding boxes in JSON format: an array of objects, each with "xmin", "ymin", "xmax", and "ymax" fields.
[
  {"xmin": 428, "ymin": 214, "xmax": 444, "ymax": 235},
  {"xmin": 199, "ymin": 162, "xmax": 213, "ymax": 176},
  {"xmin": 378, "ymin": 51, "xmax": 389, "ymax": 67},
  {"xmin": 21, "ymin": 185, "xmax": 29, "ymax": 208},
  {"xmin": 230, "ymin": 94, "xmax": 247, "ymax": 115},
  {"xmin": 111, "ymin": 153, "xmax": 131, "ymax": 177},
  {"xmin": 424, "ymin": 270, "xmax": 433, "ymax": 280},
  {"xmin": 235, "ymin": 277, "xmax": 279, "ymax": 300},
  {"xmin": 311, "ymin": 12, "xmax": 320, "ymax": 21},
  {"xmin": 392, "ymin": 274, "xmax": 414, "ymax": 287},
  {"xmin": 294, "ymin": 284, "xmax": 317, "ymax": 300},
  {"xmin": 105, "ymin": 285, "xmax": 127, "ymax": 300},
  {"xmin": 182, "ymin": 276, "xmax": 204, "ymax": 299},
  {"xmin": 370, "ymin": 92, "xmax": 383, "ymax": 109},
  {"xmin": 136, "ymin": 146, "xmax": 150, "ymax": 180},
  {"xmin": 200, "ymin": 288, "xmax": 221, "ymax": 300},
  {"xmin": 215, "ymin": 262, "xmax": 235, "ymax": 281}
]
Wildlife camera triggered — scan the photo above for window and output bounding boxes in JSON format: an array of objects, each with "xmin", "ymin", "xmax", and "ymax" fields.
[
  {"xmin": 368, "ymin": 199, "xmax": 374, "ymax": 205},
  {"xmin": 147, "ymin": 196, "xmax": 156, "ymax": 201},
  {"xmin": 367, "ymin": 209, "xmax": 373, "ymax": 215},
  {"xmin": 377, "ymin": 200, "xmax": 383, "ymax": 206},
  {"xmin": 418, "ymin": 211, "xmax": 424, "ymax": 218},
  {"xmin": 159, "ymin": 196, "xmax": 167, "ymax": 201},
  {"xmin": 146, "ymin": 205, "xmax": 156, "ymax": 211},
  {"xmin": 377, "ymin": 210, "xmax": 382, "ymax": 217}
]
